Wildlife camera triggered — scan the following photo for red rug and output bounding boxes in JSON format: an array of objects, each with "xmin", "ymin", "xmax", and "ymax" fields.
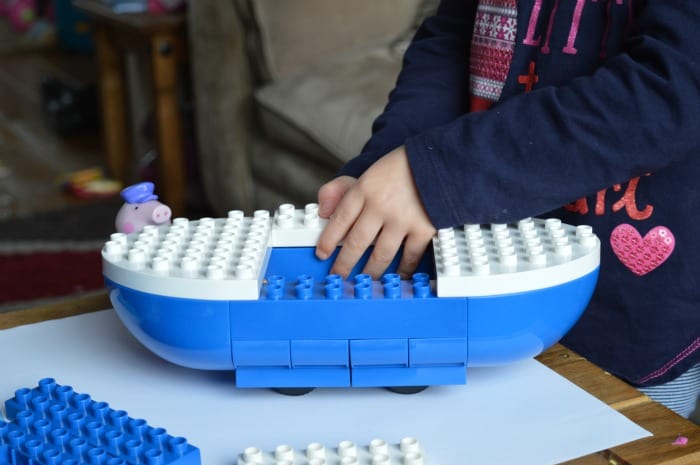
[
  {"xmin": 0, "ymin": 199, "xmax": 121, "ymax": 309},
  {"xmin": 0, "ymin": 248, "xmax": 105, "ymax": 306}
]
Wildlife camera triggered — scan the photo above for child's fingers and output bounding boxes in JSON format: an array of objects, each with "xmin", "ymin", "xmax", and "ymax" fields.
[
  {"xmin": 397, "ymin": 231, "xmax": 434, "ymax": 278},
  {"xmin": 329, "ymin": 208, "xmax": 382, "ymax": 278},
  {"xmin": 362, "ymin": 225, "xmax": 405, "ymax": 279},
  {"xmin": 315, "ymin": 188, "xmax": 364, "ymax": 261}
]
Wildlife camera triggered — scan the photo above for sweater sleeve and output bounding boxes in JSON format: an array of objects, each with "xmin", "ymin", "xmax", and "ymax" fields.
[
  {"xmin": 338, "ymin": 0, "xmax": 477, "ymax": 178},
  {"xmin": 405, "ymin": 0, "xmax": 700, "ymax": 228}
]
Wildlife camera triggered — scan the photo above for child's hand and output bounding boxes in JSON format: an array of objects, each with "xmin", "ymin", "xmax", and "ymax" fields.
[
  {"xmin": 315, "ymin": 146, "xmax": 436, "ymax": 279},
  {"xmin": 317, "ymin": 175, "xmax": 358, "ymax": 219}
]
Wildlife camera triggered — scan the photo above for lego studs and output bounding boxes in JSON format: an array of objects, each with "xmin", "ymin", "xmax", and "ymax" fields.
[
  {"xmin": 276, "ymin": 203, "xmax": 320, "ymax": 229},
  {"xmin": 262, "ymin": 273, "xmax": 433, "ymax": 300},
  {"xmin": 237, "ymin": 438, "xmax": 425, "ymax": 465},
  {"xmin": 2, "ymin": 378, "xmax": 200, "ymax": 465}
]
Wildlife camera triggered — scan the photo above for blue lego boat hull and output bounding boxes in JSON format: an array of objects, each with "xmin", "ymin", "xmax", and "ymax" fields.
[{"xmin": 105, "ymin": 246, "xmax": 599, "ymax": 389}]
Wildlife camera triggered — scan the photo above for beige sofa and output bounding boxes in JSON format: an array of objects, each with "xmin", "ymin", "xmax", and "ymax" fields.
[{"xmin": 188, "ymin": 0, "xmax": 437, "ymax": 214}]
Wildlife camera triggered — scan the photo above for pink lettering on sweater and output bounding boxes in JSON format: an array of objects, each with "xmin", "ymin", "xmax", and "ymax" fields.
[
  {"xmin": 523, "ymin": 0, "xmax": 544, "ymax": 46},
  {"xmin": 563, "ymin": 0, "xmax": 589, "ymax": 54},
  {"xmin": 523, "ymin": 0, "xmax": 629, "ymax": 55},
  {"xmin": 565, "ymin": 175, "xmax": 653, "ymax": 220}
]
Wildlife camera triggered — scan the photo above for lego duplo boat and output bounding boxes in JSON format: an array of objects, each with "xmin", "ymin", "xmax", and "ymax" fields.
[{"xmin": 102, "ymin": 203, "xmax": 600, "ymax": 392}]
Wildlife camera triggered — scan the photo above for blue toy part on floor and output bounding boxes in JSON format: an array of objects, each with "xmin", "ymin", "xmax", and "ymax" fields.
[
  {"xmin": 0, "ymin": 378, "xmax": 200, "ymax": 465},
  {"xmin": 102, "ymin": 204, "xmax": 601, "ymax": 389}
]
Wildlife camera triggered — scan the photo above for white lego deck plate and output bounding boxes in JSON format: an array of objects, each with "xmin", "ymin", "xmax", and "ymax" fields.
[
  {"xmin": 269, "ymin": 203, "xmax": 328, "ymax": 247},
  {"xmin": 102, "ymin": 212, "xmax": 272, "ymax": 300},
  {"xmin": 103, "ymin": 207, "xmax": 600, "ymax": 300},
  {"xmin": 433, "ymin": 218, "xmax": 600, "ymax": 297},
  {"xmin": 238, "ymin": 437, "xmax": 426, "ymax": 465}
]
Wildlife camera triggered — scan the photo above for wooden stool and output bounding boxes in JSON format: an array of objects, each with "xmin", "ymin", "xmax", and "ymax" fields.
[{"xmin": 74, "ymin": 0, "xmax": 187, "ymax": 216}]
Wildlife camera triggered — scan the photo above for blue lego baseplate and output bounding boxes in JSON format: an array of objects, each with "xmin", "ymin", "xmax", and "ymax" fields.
[
  {"xmin": 102, "ymin": 208, "xmax": 601, "ymax": 390},
  {"xmin": 0, "ymin": 378, "xmax": 200, "ymax": 465}
]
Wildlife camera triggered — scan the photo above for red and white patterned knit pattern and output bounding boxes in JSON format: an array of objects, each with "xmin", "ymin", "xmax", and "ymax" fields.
[{"xmin": 469, "ymin": 0, "xmax": 517, "ymax": 110}]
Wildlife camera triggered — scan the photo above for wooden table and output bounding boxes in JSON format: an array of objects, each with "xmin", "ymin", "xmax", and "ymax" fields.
[
  {"xmin": 73, "ymin": 0, "xmax": 187, "ymax": 216},
  {"xmin": 2, "ymin": 292, "xmax": 698, "ymax": 465}
]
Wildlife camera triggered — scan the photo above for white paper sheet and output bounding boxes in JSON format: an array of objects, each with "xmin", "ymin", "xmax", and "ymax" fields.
[{"xmin": 0, "ymin": 310, "xmax": 650, "ymax": 465}]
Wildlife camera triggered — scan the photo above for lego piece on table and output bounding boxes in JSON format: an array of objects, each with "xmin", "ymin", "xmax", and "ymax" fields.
[
  {"xmin": 2, "ymin": 378, "xmax": 200, "ymax": 465},
  {"xmin": 433, "ymin": 218, "xmax": 600, "ymax": 297},
  {"xmin": 269, "ymin": 203, "xmax": 328, "ymax": 247},
  {"xmin": 238, "ymin": 437, "xmax": 426, "ymax": 465},
  {"xmin": 103, "ymin": 211, "xmax": 273, "ymax": 300}
]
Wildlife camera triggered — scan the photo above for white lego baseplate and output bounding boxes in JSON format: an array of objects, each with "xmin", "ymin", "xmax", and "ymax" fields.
[
  {"xmin": 101, "ymin": 203, "xmax": 328, "ymax": 300},
  {"xmin": 102, "ymin": 211, "xmax": 272, "ymax": 300},
  {"xmin": 102, "ymin": 204, "xmax": 600, "ymax": 301},
  {"xmin": 238, "ymin": 437, "xmax": 426, "ymax": 465},
  {"xmin": 433, "ymin": 218, "xmax": 600, "ymax": 297}
]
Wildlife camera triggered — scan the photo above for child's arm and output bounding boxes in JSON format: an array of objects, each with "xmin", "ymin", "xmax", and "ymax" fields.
[
  {"xmin": 402, "ymin": 2, "xmax": 700, "ymax": 230},
  {"xmin": 318, "ymin": 1, "xmax": 700, "ymax": 279},
  {"xmin": 316, "ymin": 0, "xmax": 477, "ymax": 278}
]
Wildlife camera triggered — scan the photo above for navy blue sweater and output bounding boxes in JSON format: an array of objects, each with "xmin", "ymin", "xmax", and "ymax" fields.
[{"xmin": 338, "ymin": 0, "xmax": 700, "ymax": 386}]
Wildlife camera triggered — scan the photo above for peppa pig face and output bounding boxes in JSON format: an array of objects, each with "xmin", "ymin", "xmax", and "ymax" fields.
[
  {"xmin": 115, "ymin": 204, "xmax": 140, "ymax": 234},
  {"xmin": 115, "ymin": 200, "xmax": 172, "ymax": 234}
]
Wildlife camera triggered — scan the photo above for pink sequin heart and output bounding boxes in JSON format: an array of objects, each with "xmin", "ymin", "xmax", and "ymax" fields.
[{"xmin": 610, "ymin": 224, "xmax": 675, "ymax": 276}]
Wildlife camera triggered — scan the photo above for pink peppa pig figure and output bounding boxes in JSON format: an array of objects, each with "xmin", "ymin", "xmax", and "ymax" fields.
[{"xmin": 115, "ymin": 182, "xmax": 172, "ymax": 234}]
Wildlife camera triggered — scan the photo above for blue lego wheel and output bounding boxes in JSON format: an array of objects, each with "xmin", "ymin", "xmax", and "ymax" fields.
[
  {"xmin": 385, "ymin": 386, "xmax": 429, "ymax": 394},
  {"xmin": 272, "ymin": 387, "xmax": 316, "ymax": 396}
]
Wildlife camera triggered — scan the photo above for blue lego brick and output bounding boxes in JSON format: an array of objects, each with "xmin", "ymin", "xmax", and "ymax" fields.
[
  {"xmin": 290, "ymin": 340, "xmax": 349, "ymax": 367},
  {"xmin": 235, "ymin": 367, "xmax": 351, "ymax": 388},
  {"xmin": 233, "ymin": 338, "xmax": 469, "ymax": 388},
  {"xmin": 229, "ymin": 269, "xmax": 466, "ymax": 389},
  {"xmin": 409, "ymin": 338, "xmax": 467, "ymax": 366},
  {"xmin": 1, "ymin": 378, "xmax": 200, "ymax": 465},
  {"xmin": 0, "ymin": 445, "xmax": 12, "ymax": 465},
  {"xmin": 351, "ymin": 366, "xmax": 467, "ymax": 387},
  {"xmin": 232, "ymin": 340, "xmax": 290, "ymax": 367},
  {"xmin": 230, "ymin": 272, "xmax": 468, "ymax": 341},
  {"xmin": 349, "ymin": 339, "xmax": 409, "ymax": 367},
  {"xmin": 263, "ymin": 245, "xmax": 436, "ymax": 285},
  {"xmin": 347, "ymin": 338, "xmax": 467, "ymax": 387},
  {"xmin": 234, "ymin": 340, "xmax": 351, "ymax": 388}
]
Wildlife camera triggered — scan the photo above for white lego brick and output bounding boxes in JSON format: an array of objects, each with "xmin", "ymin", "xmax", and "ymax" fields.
[
  {"xmin": 238, "ymin": 437, "xmax": 427, "ymax": 465},
  {"xmin": 433, "ymin": 218, "xmax": 601, "ymax": 297},
  {"xmin": 102, "ymin": 213, "xmax": 273, "ymax": 300},
  {"xmin": 103, "ymin": 207, "xmax": 600, "ymax": 301},
  {"xmin": 270, "ymin": 203, "xmax": 328, "ymax": 247}
]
